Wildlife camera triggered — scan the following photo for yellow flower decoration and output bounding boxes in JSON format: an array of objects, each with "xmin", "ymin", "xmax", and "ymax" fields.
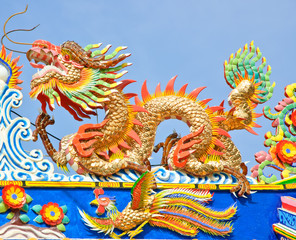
[
  {"xmin": 2, "ymin": 184, "xmax": 26, "ymax": 209},
  {"xmin": 40, "ymin": 202, "xmax": 64, "ymax": 226},
  {"xmin": 276, "ymin": 140, "xmax": 296, "ymax": 164}
]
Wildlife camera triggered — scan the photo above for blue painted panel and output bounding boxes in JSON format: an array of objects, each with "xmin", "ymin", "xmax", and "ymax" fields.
[
  {"xmin": 279, "ymin": 208, "xmax": 296, "ymax": 231},
  {"xmin": 0, "ymin": 188, "xmax": 294, "ymax": 239}
]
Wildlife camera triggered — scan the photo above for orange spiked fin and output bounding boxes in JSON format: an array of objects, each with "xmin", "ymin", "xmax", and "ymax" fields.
[
  {"xmin": 177, "ymin": 83, "xmax": 188, "ymax": 96},
  {"xmin": 246, "ymin": 127, "xmax": 259, "ymax": 135},
  {"xmin": 77, "ymin": 119, "xmax": 109, "ymax": 133},
  {"xmin": 132, "ymin": 119, "xmax": 143, "ymax": 126},
  {"xmin": 213, "ymin": 138, "xmax": 225, "ymax": 149},
  {"xmin": 109, "ymin": 145, "xmax": 121, "ymax": 154},
  {"xmin": 207, "ymin": 106, "xmax": 224, "ymax": 113},
  {"xmin": 117, "ymin": 79, "xmax": 136, "ymax": 91},
  {"xmin": 97, "ymin": 151, "xmax": 110, "ymax": 160},
  {"xmin": 209, "ymin": 149, "xmax": 224, "ymax": 156},
  {"xmin": 252, "ymin": 122, "xmax": 262, "ymax": 128},
  {"xmin": 155, "ymin": 83, "xmax": 162, "ymax": 96},
  {"xmin": 124, "ymin": 93, "xmax": 137, "ymax": 99},
  {"xmin": 217, "ymin": 100, "xmax": 225, "ymax": 114},
  {"xmin": 228, "ymin": 107, "xmax": 236, "ymax": 116},
  {"xmin": 118, "ymin": 141, "xmax": 131, "ymax": 149},
  {"xmin": 127, "ymin": 129, "xmax": 142, "ymax": 145},
  {"xmin": 141, "ymin": 80, "xmax": 151, "ymax": 102},
  {"xmin": 188, "ymin": 86, "xmax": 206, "ymax": 100},
  {"xmin": 134, "ymin": 96, "xmax": 141, "ymax": 106},
  {"xmin": 213, "ymin": 116, "xmax": 226, "ymax": 122},
  {"xmin": 215, "ymin": 128, "xmax": 231, "ymax": 138},
  {"xmin": 165, "ymin": 75, "xmax": 177, "ymax": 93},
  {"xmin": 199, "ymin": 98, "xmax": 212, "ymax": 107},
  {"xmin": 132, "ymin": 105, "xmax": 149, "ymax": 113}
]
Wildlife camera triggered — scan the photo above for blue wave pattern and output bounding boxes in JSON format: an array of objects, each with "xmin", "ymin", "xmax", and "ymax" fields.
[
  {"xmin": 0, "ymin": 82, "xmax": 85, "ymax": 181},
  {"xmin": 87, "ymin": 167, "xmax": 258, "ymax": 184}
]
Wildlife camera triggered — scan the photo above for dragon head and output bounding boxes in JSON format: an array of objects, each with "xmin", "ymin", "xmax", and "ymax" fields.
[
  {"xmin": 90, "ymin": 188, "xmax": 116, "ymax": 215},
  {"xmin": 27, "ymin": 40, "xmax": 130, "ymax": 121}
]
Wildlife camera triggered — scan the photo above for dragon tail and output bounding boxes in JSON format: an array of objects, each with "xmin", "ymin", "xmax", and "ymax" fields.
[
  {"xmin": 224, "ymin": 40, "xmax": 274, "ymax": 104},
  {"xmin": 149, "ymin": 188, "xmax": 236, "ymax": 236},
  {"xmin": 220, "ymin": 41, "xmax": 274, "ymax": 134}
]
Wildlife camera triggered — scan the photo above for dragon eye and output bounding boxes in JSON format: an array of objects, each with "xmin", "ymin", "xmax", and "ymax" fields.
[
  {"xmin": 100, "ymin": 198, "xmax": 107, "ymax": 201},
  {"xmin": 64, "ymin": 54, "xmax": 70, "ymax": 61}
]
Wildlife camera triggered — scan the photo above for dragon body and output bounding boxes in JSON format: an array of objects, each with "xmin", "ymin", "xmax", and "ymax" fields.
[
  {"xmin": 79, "ymin": 171, "xmax": 237, "ymax": 238},
  {"xmin": 28, "ymin": 40, "xmax": 274, "ymax": 196}
]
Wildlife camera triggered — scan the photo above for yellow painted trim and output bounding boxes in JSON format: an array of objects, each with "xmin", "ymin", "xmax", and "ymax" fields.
[
  {"xmin": 218, "ymin": 184, "xmax": 235, "ymax": 190},
  {"xmin": 0, "ymin": 180, "xmax": 293, "ymax": 190},
  {"xmin": 198, "ymin": 184, "xmax": 217, "ymax": 190},
  {"xmin": 122, "ymin": 182, "xmax": 134, "ymax": 188},
  {"xmin": 157, "ymin": 183, "xmax": 195, "ymax": 189},
  {"xmin": 25, "ymin": 181, "xmax": 96, "ymax": 188},
  {"xmin": 250, "ymin": 184, "xmax": 284, "ymax": 190},
  {"xmin": 97, "ymin": 182, "xmax": 120, "ymax": 188},
  {"xmin": 286, "ymin": 183, "xmax": 296, "ymax": 189},
  {"xmin": 0, "ymin": 181, "xmax": 22, "ymax": 186}
]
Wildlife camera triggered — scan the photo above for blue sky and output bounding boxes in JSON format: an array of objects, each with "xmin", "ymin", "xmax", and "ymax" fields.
[{"xmin": 1, "ymin": 0, "xmax": 296, "ymax": 175}]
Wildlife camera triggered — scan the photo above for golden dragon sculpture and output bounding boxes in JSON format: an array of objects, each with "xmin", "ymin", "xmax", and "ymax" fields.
[{"xmin": 26, "ymin": 40, "xmax": 273, "ymax": 197}]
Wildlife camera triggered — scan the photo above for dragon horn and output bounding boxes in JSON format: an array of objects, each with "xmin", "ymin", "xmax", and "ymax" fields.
[{"xmin": 2, "ymin": 5, "xmax": 38, "ymax": 53}]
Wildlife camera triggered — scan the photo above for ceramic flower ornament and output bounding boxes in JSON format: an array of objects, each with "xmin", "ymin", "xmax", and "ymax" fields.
[
  {"xmin": 276, "ymin": 140, "xmax": 296, "ymax": 164},
  {"xmin": 40, "ymin": 202, "xmax": 65, "ymax": 226},
  {"xmin": 0, "ymin": 184, "xmax": 33, "ymax": 223},
  {"xmin": 32, "ymin": 202, "xmax": 69, "ymax": 232},
  {"xmin": 2, "ymin": 184, "xmax": 26, "ymax": 209}
]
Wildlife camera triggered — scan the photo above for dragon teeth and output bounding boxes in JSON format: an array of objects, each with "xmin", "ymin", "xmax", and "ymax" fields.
[{"xmin": 32, "ymin": 65, "xmax": 66, "ymax": 79}]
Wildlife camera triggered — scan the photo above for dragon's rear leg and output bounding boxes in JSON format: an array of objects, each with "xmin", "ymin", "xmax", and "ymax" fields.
[
  {"xmin": 154, "ymin": 132, "xmax": 180, "ymax": 169},
  {"xmin": 223, "ymin": 165, "xmax": 250, "ymax": 196},
  {"xmin": 165, "ymin": 131, "xmax": 250, "ymax": 197}
]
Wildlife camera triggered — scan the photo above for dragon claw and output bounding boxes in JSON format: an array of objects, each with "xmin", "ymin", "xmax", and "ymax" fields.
[{"xmin": 232, "ymin": 192, "xmax": 238, "ymax": 198}]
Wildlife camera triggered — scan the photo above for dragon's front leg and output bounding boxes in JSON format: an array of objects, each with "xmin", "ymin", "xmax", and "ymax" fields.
[
  {"xmin": 33, "ymin": 112, "xmax": 148, "ymax": 176},
  {"xmin": 32, "ymin": 112, "xmax": 57, "ymax": 158},
  {"xmin": 32, "ymin": 112, "xmax": 70, "ymax": 171}
]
